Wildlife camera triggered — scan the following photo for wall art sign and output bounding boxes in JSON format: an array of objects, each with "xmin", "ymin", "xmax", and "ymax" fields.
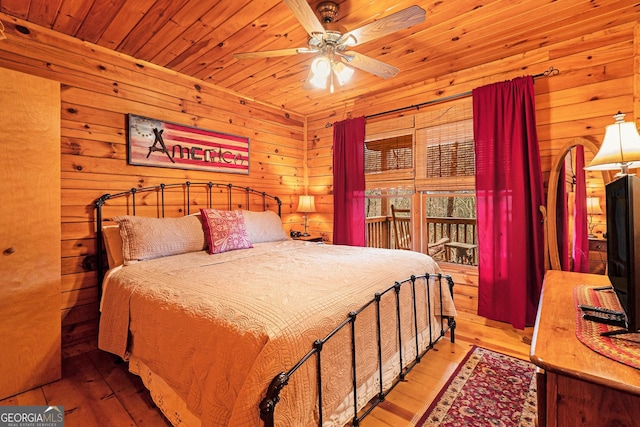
[{"xmin": 128, "ymin": 114, "xmax": 249, "ymax": 174}]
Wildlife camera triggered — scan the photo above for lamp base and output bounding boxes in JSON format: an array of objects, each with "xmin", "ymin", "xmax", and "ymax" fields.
[
  {"xmin": 588, "ymin": 217, "xmax": 598, "ymax": 239},
  {"xmin": 302, "ymin": 214, "xmax": 309, "ymax": 236}
]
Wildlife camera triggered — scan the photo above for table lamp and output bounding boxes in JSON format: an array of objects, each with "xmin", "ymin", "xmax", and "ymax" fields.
[
  {"xmin": 584, "ymin": 112, "xmax": 640, "ymax": 176},
  {"xmin": 296, "ymin": 195, "xmax": 316, "ymax": 236},
  {"xmin": 586, "ymin": 196, "xmax": 602, "ymax": 238}
]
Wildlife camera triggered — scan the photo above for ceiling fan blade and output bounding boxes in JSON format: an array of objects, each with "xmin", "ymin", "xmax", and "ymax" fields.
[
  {"xmin": 338, "ymin": 5, "xmax": 426, "ymax": 46},
  {"xmin": 342, "ymin": 51, "xmax": 399, "ymax": 79},
  {"xmin": 234, "ymin": 47, "xmax": 316, "ymax": 59},
  {"xmin": 283, "ymin": 0, "xmax": 326, "ymax": 39}
]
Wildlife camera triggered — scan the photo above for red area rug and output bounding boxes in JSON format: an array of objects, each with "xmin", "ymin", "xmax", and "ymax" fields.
[{"xmin": 415, "ymin": 346, "xmax": 537, "ymax": 427}]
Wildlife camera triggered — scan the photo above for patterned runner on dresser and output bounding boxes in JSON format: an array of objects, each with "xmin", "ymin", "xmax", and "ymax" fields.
[{"xmin": 573, "ymin": 285, "xmax": 640, "ymax": 370}]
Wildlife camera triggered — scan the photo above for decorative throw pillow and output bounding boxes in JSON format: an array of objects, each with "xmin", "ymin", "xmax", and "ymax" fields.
[{"xmin": 200, "ymin": 209, "xmax": 253, "ymax": 254}]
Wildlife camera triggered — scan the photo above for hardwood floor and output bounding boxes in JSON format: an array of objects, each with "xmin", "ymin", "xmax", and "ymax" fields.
[{"xmin": 0, "ymin": 311, "xmax": 533, "ymax": 426}]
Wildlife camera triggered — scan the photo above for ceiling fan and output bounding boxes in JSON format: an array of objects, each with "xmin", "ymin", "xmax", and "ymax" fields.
[{"xmin": 233, "ymin": 0, "xmax": 426, "ymax": 92}]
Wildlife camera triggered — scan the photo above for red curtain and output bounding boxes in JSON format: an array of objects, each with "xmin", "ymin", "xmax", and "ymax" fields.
[
  {"xmin": 572, "ymin": 145, "xmax": 589, "ymax": 272},
  {"xmin": 332, "ymin": 116, "xmax": 366, "ymax": 246},
  {"xmin": 472, "ymin": 76, "xmax": 545, "ymax": 329}
]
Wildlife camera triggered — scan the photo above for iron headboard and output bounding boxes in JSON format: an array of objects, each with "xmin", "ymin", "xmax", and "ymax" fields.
[{"xmin": 94, "ymin": 181, "xmax": 282, "ymax": 283}]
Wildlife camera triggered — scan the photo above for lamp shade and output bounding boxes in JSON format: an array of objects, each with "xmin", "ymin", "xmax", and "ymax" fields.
[
  {"xmin": 586, "ymin": 197, "xmax": 603, "ymax": 215},
  {"xmin": 296, "ymin": 195, "xmax": 316, "ymax": 213},
  {"xmin": 585, "ymin": 112, "xmax": 640, "ymax": 174}
]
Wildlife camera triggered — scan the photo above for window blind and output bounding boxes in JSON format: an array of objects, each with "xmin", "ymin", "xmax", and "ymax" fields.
[
  {"xmin": 416, "ymin": 99, "xmax": 475, "ymax": 191},
  {"xmin": 365, "ymin": 134, "xmax": 413, "ymax": 173}
]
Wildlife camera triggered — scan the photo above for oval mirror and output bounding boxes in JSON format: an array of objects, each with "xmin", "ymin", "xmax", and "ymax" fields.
[{"xmin": 547, "ymin": 137, "xmax": 611, "ymax": 271}]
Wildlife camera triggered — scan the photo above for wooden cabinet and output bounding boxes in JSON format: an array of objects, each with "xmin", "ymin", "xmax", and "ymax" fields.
[
  {"xmin": 588, "ymin": 238, "xmax": 607, "ymax": 275},
  {"xmin": 0, "ymin": 67, "xmax": 61, "ymax": 399},
  {"xmin": 530, "ymin": 271, "xmax": 640, "ymax": 427}
]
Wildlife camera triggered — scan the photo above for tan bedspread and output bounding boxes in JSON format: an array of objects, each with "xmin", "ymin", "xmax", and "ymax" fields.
[{"xmin": 98, "ymin": 240, "xmax": 456, "ymax": 426}]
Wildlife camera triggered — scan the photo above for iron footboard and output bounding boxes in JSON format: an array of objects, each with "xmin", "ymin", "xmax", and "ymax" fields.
[{"xmin": 259, "ymin": 273, "xmax": 456, "ymax": 427}]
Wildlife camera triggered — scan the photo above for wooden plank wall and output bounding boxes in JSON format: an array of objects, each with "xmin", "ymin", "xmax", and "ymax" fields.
[
  {"xmin": 0, "ymin": 12, "xmax": 636, "ymax": 352},
  {"xmin": 306, "ymin": 22, "xmax": 638, "ymax": 315},
  {"xmin": 0, "ymin": 13, "xmax": 307, "ymax": 356}
]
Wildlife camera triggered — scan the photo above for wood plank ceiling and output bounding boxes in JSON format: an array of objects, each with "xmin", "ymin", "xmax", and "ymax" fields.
[{"xmin": 0, "ymin": 0, "xmax": 638, "ymax": 116}]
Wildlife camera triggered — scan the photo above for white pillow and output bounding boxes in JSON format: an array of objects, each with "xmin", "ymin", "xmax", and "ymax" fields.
[
  {"xmin": 113, "ymin": 215, "xmax": 207, "ymax": 264},
  {"xmin": 242, "ymin": 210, "xmax": 290, "ymax": 243}
]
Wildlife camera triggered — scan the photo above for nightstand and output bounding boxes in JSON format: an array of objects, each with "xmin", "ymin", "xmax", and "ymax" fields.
[
  {"xmin": 292, "ymin": 234, "xmax": 323, "ymax": 242},
  {"xmin": 588, "ymin": 237, "xmax": 607, "ymax": 275}
]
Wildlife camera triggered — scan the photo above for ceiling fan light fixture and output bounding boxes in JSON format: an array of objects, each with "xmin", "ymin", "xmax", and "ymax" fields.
[
  {"xmin": 310, "ymin": 74, "xmax": 328, "ymax": 89},
  {"xmin": 310, "ymin": 56, "xmax": 331, "ymax": 89},
  {"xmin": 333, "ymin": 62, "xmax": 354, "ymax": 85},
  {"xmin": 311, "ymin": 56, "xmax": 331, "ymax": 77}
]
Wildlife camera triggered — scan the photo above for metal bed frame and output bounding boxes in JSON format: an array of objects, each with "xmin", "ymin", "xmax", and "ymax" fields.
[
  {"xmin": 260, "ymin": 272, "xmax": 455, "ymax": 427},
  {"xmin": 93, "ymin": 181, "xmax": 455, "ymax": 427}
]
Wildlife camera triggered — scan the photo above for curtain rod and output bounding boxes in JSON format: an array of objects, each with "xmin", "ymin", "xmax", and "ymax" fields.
[{"xmin": 325, "ymin": 66, "xmax": 560, "ymax": 127}]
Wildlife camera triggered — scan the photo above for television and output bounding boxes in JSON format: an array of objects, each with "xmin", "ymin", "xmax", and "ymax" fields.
[{"xmin": 605, "ymin": 174, "xmax": 640, "ymax": 333}]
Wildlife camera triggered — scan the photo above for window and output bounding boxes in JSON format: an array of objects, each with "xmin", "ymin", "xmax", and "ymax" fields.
[
  {"xmin": 416, "ymin": 99, "xmax": 477, "ymax": 265},
  {"xmin": 364, "ymin": 118, "xmax": 416, "ymax": 249},
  {"xmin": 365, "ymin": 187, "xmax": 412, "ymax": 249},
  {"xmin": 425, "ymin": 192, "xmax": 477, "ymax": 246},
  {"xmin": 364, "ymin": 119, "xmax": 415, "ymax": 218},
  {"xmin": 365, "ymin": 187, "xmax": 412, "ymax": 217},
  {"xmin": 361, "ymin": 101, "xmax": 478, "ymax": 266}
]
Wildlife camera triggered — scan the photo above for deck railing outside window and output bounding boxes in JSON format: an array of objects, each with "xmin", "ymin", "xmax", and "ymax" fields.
[
  {"xmin": 365, "ymin": 216, "xmax": 391, "ymax": 248},
  {"xmin": 365, "ymin": 216, "xmax": 477, "ymax": 265}
]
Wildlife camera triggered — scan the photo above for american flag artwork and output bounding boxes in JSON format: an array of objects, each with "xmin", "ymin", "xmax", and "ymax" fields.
[{"xmin": 127, "ymin": 114, "xmax": 249, "ymax": 174}]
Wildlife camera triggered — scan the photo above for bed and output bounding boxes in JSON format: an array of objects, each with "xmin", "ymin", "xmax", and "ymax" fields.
[{"xmin": 95, "ymin": 182, "xmax": 456, "ymax": 427}]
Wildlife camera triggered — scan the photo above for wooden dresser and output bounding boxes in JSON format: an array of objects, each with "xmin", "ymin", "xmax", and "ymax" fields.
[{"xmin": 530, "ymin": 270, "xmax": 640, "ymax": 427}]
